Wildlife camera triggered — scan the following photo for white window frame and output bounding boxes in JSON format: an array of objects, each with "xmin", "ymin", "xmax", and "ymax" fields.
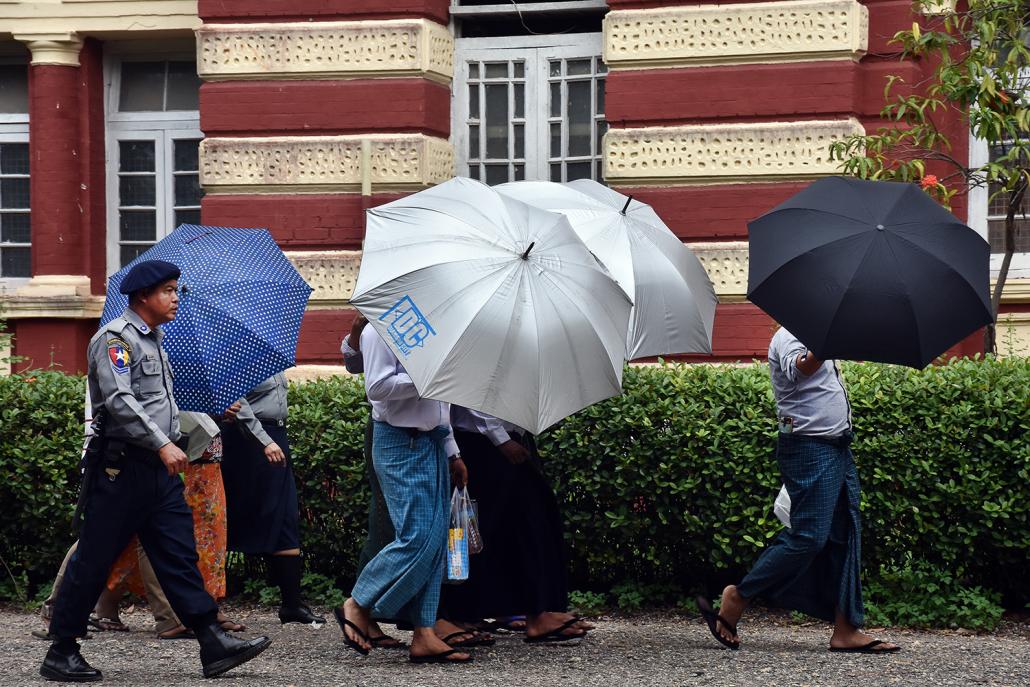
[
  {"xmin": 104, "ymin": 51, "xmax": 201, "ymax": 276},
  {"xmin": 0, "ymin": 60, "xmax": 30, "ymax": 289},
  {"xmin": 453, "ymin": 33, "xmax": 605, "ymax": 183},
  {"xmin": 968, "ymin": 133, "xmax": 1030, "ymax": 280}
]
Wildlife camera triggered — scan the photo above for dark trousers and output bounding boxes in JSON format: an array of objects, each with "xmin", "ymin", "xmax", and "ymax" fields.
[
  {"xmin": 49, "ymin": 453, "xmax": 218, "ymax": 639},
  {"xmin": 736, "ymin": 433, "xmax": 864, "ymax": 627},
  {"xmin": 220, "ymin": 422, "xmax": 300, "ymax": 554},
  {"xmin": 441, "ymin": 431, "xmax": 569, "ymax": 621}
]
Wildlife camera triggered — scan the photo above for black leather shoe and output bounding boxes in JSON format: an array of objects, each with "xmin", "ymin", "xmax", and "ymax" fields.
[
  {"xmin": 40, "ymin": 642, "xmax": 102, "ymax": 682},
  {"xmin": 278, "ymin": 604, "xmax": 326, "ymax": 626},
  {"xmin": 194, "ymin": 623, "xmax": 272, "ymax": 678}
]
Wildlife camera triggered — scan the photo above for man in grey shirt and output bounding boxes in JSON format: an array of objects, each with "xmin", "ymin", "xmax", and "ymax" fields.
[{"xmin": 698, "ymin": 327, "xmax": 899, "ymax": 655}]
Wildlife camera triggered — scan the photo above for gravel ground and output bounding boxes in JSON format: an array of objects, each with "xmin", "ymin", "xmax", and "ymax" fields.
[{"xmin": 1, "ymin": 605, "xmax": 1028, "ymax": 687}]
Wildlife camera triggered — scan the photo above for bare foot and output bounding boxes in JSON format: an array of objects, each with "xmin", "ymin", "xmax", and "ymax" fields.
[
  {"xmin": 830, "ymin": 628, "xmax": 900, "ymax": 652},
  {"xmin": 551, "ymin": 611, "xmax": 595, "ymax": 631},
  {"xmin": 434, "ymin": 618, "xmax": 475, "ymax": 645},
  {"xmin": 410, "ymin": 627, "xmax": 470, "ymax": 662},
  {"xmin": 367, "ymin": 620, "xmax": 403, "ymax": 648},
  {"xmin": 216, "ymin": 612, "xmax": 246, "ymax": 632},
  {"xmin": 526, "ymin": 612, "xmax": 587, "ymax": 640},
  {"xmin": 717, "ymin": 585, "xmax": 746, "ymax": 644},
  {"xmin": 157, "ymin": 625, "xmax": 192, "ymax": 639},
  {"xmin": 336, "ymin": 597, "xmax": 371, "ymax": 652}
]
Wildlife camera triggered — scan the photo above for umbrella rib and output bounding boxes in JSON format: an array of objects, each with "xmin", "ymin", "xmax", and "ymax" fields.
[
  {"xmin": 535, "ymin": 266, "xmax": 625, "ymax": 382},
  {"xmin": 414, "ymin": 260, "xmax": 522, "ymax": 386},
  {"xmin": 882, "ymin": 232, "xmax": 926, "ymax": 365},
  {"xmin": 886, "ymin": 227, "xmax": 992, "ymax": 310},
  {"xmin": 354, "ymin": 254, "xmax": 513, "ymax": 303},
  {"xmin": 372, "ymin": 204, "xmax": 519, "ymax": 251},
  {"xmin": 789, "ymin": 235, "xmax": 879, "ymax": 354},
  {"xmin": 479, "ymin": 265, "xmax": 537, "ymax": 422}
]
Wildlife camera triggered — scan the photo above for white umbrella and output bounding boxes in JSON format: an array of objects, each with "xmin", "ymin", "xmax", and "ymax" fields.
[
  {"xmin": 350, "ymin": 177, "xmax": 633, "ymax": 434},
  {"xmin": 495, "ymin": 178, "xmax": 718, "ymax": 359}
]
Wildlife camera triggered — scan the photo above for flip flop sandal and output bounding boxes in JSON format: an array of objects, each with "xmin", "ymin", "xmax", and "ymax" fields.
[
  {"xmin": 524, "ymin": 617, "xmax": 587, "ymax": 644},
  {"xmin": 695, "ymin": 596, "xmax": 740, "ymax": 650},
  {"xmin": 409, "ymin": 649, "xmax": 473, "ymax": 664},
  {"xmin": 332, "ymin": 607, "xmax": 370, "ymax": 656},
  {"xmin": 369, "ymin": 634, "xmax": 406, "ymax": 650},
  {"xmin": 218, "ymin": 618, "xmax": 247, "ymax": 632},
  {"xmin": 87, "ymin": 615, "xmax": 129, "ymax": 632},
  {"xmin": 830, "ymin": 640, "xmax": 901, "ymax": 654},
  {"xmin": 442, "ymin": 631, "xmax": 496, "ymax": 648}
]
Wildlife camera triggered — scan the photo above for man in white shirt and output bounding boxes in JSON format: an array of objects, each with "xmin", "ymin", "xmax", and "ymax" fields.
[{"xmin": 334, "ymin": 326, "xmax": 471, "ymax": 664}]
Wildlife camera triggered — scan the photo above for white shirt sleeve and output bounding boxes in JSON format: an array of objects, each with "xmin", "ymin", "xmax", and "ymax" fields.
[{"xmin": 361, "ymin": 326, "xmax": 421, "ymax": 403}]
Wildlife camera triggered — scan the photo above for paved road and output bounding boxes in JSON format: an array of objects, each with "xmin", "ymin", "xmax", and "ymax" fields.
[{"xmin": 2, "ymin": 606, "xmax": 1027, "ymax": 686}]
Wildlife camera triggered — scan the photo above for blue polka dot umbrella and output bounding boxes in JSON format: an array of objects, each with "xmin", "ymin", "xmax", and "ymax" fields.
[{"xmin": 101, "ymin": 224, "xmax": 313, "ymax": 413}]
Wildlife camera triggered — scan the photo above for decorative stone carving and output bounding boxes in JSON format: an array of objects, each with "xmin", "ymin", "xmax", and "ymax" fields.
[
  {"xmin": 285, "ymin": 250, "xmax": 361, "ymax": 307},
  {"xmin": 199, "ymin": 134, "xmax": 454, "ymax": 193},
  {"xmin": 604, "ymin": 119, "xmax": 865, "ymax": 184},
  {"xmin": 688, "ymin": 241, "xmax": 749, "ymax": 303},
  {"xmin": 604, "ymin": 0, "xmax": 868, "ymax": 68},
  {"xmin": 197, "ymin": 20, "xmax": 454, "ymax": 83}
]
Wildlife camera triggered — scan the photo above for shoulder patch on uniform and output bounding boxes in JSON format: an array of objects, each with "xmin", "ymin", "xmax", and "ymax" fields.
[{"xmin": 107, "ymin": 338, "xmax": 131, "ymax": 375}]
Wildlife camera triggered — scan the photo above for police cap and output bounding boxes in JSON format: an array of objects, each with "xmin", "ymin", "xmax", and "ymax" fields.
[{"xmin": 119, "ymin": 260, "xmax": 182, "ymax": 295}]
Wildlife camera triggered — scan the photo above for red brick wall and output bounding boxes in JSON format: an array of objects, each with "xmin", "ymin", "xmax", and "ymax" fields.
[
  {"xmin": 601, "ymin": 0, "xmax": 985, "ymax": 360},
  {"xmin": 198, "ymin": 0, "xmax": 449, "ymax": 23},
  {"xmin": 197, "ymin": 1, "xmax": 454, "ymax": 367},
  {"xmin": 200, "ymin": 79, "xmax": 451, "ymax": 138},
  {"xmin": 203, "ymin": 193, "xmax": 405, "ymax": 251},
  {"xmin": 79, "ymin": 39, "xmax": 108, "ymax": 296},
  {"xmin": 13, "ymin": 319, "xmax": 97, "ymax": 375},
  {"xmin": 296, "ymin": 309, "xmax": 357, "ymax": 366},
  {"xmin": 28, "ymin": 64, "xmax": 84, "ymax": 276}
]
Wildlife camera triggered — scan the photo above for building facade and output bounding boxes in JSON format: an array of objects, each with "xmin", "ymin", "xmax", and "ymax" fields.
[{"xmin": 1, "ymin": 0, "xmax": 1027, "ymax": 378}]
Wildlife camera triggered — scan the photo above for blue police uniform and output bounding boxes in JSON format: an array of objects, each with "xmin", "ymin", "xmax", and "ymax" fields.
[{"xmin": 42, "ymin": 260, "xmax": 271, "ymax": 682}]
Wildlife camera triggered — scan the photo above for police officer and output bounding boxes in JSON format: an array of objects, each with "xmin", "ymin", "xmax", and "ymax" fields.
[{"xmin": 42, "ymin": 260, "xmax": 272, "ymax": 682}]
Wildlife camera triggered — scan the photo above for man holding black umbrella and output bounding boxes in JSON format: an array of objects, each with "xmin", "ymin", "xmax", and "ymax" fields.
[
  {"xmin": 41, "ymin": 260, "xmax": 272, "ymax": 682},
  {"xmin": 697, "ymin": 326, "xmax": 900, "ymax": 655}
]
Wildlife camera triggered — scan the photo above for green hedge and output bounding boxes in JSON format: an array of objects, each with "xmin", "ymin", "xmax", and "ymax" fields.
[
  {"xmin": 541, "ymin": 358, "xmax": 1030, "ymax": 609},
  {"xmin": 2, "ymin": 358, "xmax": 1028, "ymax": 612},
  {"xmin": 0, "ymin": 371, "xmax": 85, "ymax": 602}
]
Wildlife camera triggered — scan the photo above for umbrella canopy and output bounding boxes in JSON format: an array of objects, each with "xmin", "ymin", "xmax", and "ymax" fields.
[
  {"xmin": 102, "ymin": 224, "xmax": 313, "ymax": 412},
  {"xmin": 350, "ymin": 177, "xmax": 633, "ymax": 434},
  {"xmin": 496, "ymin": 179, "xmax": 718, "ymax": 359},
  {"xmin": 747, "ymin": 177, "xmax": 993, "ymax": 368}
]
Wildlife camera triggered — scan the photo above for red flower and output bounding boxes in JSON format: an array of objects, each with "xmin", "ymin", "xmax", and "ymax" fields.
[{"xmin": 920, "ymin": 174, "xmax": 938, "ymax": 189}]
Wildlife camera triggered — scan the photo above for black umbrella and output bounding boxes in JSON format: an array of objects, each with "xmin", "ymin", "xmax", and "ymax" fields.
[{"xmin": 747, "ymin": 177, "xmax": 993, "ymax": 368}]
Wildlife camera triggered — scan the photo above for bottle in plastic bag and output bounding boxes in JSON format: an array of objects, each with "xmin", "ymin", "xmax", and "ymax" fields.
[
  {"xmin": 463, "ymin": 487, "xmax": 483, "ymax": 554},
  {"xmin": 445, "ymin": 488, "xmax": 470, "ymax": 584}
]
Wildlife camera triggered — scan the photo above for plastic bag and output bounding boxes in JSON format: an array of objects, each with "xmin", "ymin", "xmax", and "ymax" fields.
[
  {"xmin": 445, "ymin": 487, "xmax": 470, "ymax": 584},
  {"xmin": 463, "ymin": 488, "xmax": 483, "ymax": 554},
  {"xmin": 773, "ymin": 484, "xmax": 792, "ymax": 529}
]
